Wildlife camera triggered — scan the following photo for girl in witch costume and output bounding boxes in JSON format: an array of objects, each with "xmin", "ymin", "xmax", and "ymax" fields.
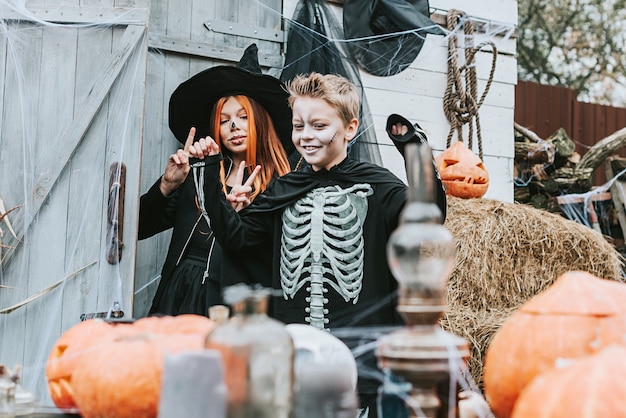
[
  {"xmin": 138, "ymin": 44, "xmax": 296, "ymax": 316},
  {"xmin": 187, "ymin": 72, "xmax": 446, "ymax": 416}
]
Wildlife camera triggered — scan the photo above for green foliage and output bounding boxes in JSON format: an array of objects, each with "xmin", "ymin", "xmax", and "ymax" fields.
[{"xmin": 518, "ymin": 0, "xmax": 626, "ymax": 105}]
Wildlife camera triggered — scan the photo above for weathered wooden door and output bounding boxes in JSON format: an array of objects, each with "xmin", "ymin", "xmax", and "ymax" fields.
[{"xmin": 0, "ymin": 0, "xmax": 149, "ymax": 405}]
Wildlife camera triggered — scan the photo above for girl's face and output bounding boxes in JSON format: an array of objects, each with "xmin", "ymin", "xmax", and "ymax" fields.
[
  {"xmin": 219, "ymin": 97, "xmax": 248, "ymax": 159},
  {"xmin": 291, "ymin": 96, "xmax": 358, "ymax": 171}
]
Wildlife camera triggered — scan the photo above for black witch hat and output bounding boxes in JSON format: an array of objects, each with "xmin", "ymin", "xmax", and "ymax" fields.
[
  {"xmin": 343, "ymin": 0, "xmax": 444, "ymax": 76},
  {"xmin": 168, "ymin": 44, "xmax": 295, "ymax": 156}
]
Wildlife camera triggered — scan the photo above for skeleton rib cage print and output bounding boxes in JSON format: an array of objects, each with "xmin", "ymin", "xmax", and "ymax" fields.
[{"xmin": 280, "ymin": 183, "xmax": 374, "ymax": 329}]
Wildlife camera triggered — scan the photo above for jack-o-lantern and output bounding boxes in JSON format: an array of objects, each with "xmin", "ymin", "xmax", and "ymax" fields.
[
  {"xmin": 483, "ymin": 271, "xmax": 626, "ymax": 418},
  {"xmin": 435, "ymin": 141, "xmax": 489, "ymax": 199}
]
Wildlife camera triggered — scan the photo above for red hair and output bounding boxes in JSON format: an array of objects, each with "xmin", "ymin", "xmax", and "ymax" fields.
[{"xmin": 210, "ymin": 95, "xmax": 290, "ymax": 201}]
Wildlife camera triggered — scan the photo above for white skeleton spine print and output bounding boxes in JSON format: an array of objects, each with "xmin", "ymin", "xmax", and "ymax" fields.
[{"xmin": 280, "ymin": 183, "xmax": 374, "ymax": 329}]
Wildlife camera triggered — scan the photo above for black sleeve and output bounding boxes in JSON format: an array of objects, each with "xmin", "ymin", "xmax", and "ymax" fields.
[
  {"xmin": 377, "ymin": 180, "xmax": 408, "ymax": 234},
  {"xmin": 137, "ymin": 177, "xmax": 178, "ymax": 240},
  {"xmin": 196, "ymin": 155, "xmax": 273, "ymax": 250}
]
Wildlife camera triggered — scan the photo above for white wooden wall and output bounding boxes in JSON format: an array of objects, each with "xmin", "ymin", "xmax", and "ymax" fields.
[{"xmin": 284, "ymin": 0, "xmax": 518, "ymax": 202}]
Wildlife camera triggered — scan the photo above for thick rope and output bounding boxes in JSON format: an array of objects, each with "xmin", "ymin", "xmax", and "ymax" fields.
[{"xmin": 443, "ymin": 9, "xmax": 498, "ymax": 160}]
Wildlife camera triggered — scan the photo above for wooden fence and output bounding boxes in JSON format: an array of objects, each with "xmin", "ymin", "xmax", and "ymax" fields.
[{"xmin": 515, "ymin": 80, "xmax": 626, "ymax": 185}]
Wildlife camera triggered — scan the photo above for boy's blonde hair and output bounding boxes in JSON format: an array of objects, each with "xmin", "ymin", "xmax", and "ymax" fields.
[{"xmin": 286, "ymin": 72, "xmax": 360, "ymax": 126}]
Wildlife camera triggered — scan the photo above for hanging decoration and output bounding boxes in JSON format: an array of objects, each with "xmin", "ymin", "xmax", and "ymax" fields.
[{"xmin": 441, "ymin": 9, "xmax": 497, "ymax": 199}]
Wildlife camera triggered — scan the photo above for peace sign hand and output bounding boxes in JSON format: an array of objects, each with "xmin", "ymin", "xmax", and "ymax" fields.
[
  {"xmin": 227, "ymin": 161, "xmax": 261, "ymax": 212},
  {"xmin": 160, "ymin": 127, "xmax": 196, "ymax": 196}
]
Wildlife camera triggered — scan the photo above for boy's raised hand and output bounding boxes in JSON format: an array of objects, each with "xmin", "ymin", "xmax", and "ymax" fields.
[
  {"xmin": 227, "ymin": 162, "xmax": 261, "ymax": 212},
  {"xmin": 391, "ymin": 122, "xmax": 408, "ymax": 137},
  {"xmin": 160, "ymin": 127, "xmax": 195, "ymax": 196}
]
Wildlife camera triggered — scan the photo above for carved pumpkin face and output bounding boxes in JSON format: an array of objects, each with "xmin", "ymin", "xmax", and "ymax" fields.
[
  {"xmin": 483, "ymin": 271, "xmax": 626, "ymax": 418},
  {"xmin": 435, "ymin": 141, "xmax": 489, "ymax": 199}
]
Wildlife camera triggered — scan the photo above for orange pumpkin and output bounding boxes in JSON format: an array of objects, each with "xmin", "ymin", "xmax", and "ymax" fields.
[
  {"xmin": 435, "ymin": 141, "xmax": 489, "ymax": 198},
  {"xmin": 71, "ymin": 333, "xmax": 206, "ymax": 418},
  {"xmin": 45, "ymin": 319, "xmax": 130, "ymax": 408},
  {"xmin": 132, "ymin": 314, "xmax": 215, "ymax": 335},
  {"xmin": 45, "ymin": 314, "xmax": 215, "ymax": 412},
  {"xmin": 483, "ymin": 271, "xmax": 626, "ymax": 418},
  {"xmin": 511, "ymin": 344, "xmax": 626, "ymax": 418}
]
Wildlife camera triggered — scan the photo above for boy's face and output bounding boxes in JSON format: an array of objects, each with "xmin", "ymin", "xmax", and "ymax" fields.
[{"xmin": 291, "ymin": 97, "xmax": 358, "ymax": 171}]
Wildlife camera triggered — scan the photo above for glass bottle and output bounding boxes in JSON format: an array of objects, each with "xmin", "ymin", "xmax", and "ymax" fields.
[
  {"xmin": 377, "ymin": 142, "xmax": 468, "ymax": 418},
  {"xmin": 205, "ymin": 285, "xmax": 294, "ymax": 418}
]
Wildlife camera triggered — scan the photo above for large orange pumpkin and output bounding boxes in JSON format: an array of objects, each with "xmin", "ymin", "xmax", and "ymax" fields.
[
  {"xmin": 45, "ymin": 319, "xmax": 131, "ymax": 408},
  {"xmin": 132, "ymin": 314, "xmax": 215, "ymax": 335},
  {"xmin": 483, "ymin": 271, "xmax": 626, "ymax": 418},
  {"xmin": 45, "ymin": 314, "xmax": 215, "ymax": 413},
  {"xmin": 511, "ymin": 344, "xmax": 626, "ymax": 418},
  {"xmin": 435, "ymin": 141, "xmax": 489, "ymax": 198},
  {"xmin": 71, "ymin": 333, "xmax": 206, "ymax": 418}
]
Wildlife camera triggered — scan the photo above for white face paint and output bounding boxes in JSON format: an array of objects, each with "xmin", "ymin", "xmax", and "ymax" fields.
[{"xmin": 291, "ymin": 96, "xmax": 358, "ymax": 171}]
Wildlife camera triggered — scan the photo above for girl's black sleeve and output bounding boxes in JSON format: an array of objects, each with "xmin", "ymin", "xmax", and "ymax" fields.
[{"xmin": 137, "ymin": 177, "xmax": 179, "ymax": 240}]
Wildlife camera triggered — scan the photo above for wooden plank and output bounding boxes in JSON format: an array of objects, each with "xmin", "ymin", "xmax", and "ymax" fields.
[
  {"xmin": 396, "ymin": 37, "xmax": 518, "ymax": 85},
  {"xmin": 213, "ymin": 0, "xmax": 238, "ymax": 47},
  {"xmin": 431, "ymin": 0, "xmax": 518, "ymax": 25},
  {"xmin": 556, "ymin": 192, "xmax": 613, "ymax": 234},
  {"xmin": 605, "ymin": 157, "xmax": 626, "ymax": 240},
  {"xmin": 362, "ymin": 69, "xmax": 514, "ymax": 109},
  {"xmin": 0, "ymin": 4, "xmax": 149, "ymax": 24},
  {"xmin": 0, "ymin": 15, "xmax": 6, "ymax": 151},
  {"xmin": 190, "ymin": 0, "xmax": 216, "ymax": 46},
  {"xmin": 147, "ymin": 33, "xmax": 284, "ymax": 67},
  {"xmin": 134, "ymin": 49, "xmax": 169, "ymax": 318},
  {"xmin": 16, "ymin": 25, "xmax": 146, "ymax": 252},
  {"xmin": 19, "ymin": 18, "xmax": 79, "ymax": 396},
  {"xmin": 60, "ymin": 23, "xmax": 114, "ymax": 330},
  {"xmin": 97, "ymin": 22, "xmax": 147, "ymax": 317}
]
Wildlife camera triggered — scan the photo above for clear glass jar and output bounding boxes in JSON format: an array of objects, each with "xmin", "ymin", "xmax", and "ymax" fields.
[{"xmin": 205, "ymin": 286, "xmax": 293, "ymax": 418}]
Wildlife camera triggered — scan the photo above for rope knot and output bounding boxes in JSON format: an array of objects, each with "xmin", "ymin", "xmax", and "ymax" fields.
[{"xmin": 443, "ymin": 9, "xmax": 498, "ymax": 159}]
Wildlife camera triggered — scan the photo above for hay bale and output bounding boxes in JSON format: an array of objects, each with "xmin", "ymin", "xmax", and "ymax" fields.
[{"xmin": 440, "ymin": 196, "xmax": 624, "ymax": 389}]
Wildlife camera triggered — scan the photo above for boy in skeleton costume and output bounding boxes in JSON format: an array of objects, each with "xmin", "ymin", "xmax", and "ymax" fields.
[{"xmin": 188, "ymin": 72, "xmax": 446, "ymax": 416}]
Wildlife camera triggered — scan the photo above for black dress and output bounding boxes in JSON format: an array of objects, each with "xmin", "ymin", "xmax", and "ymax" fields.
[{"xmin": 138, "ymin": 173, "xmax": 224, "ymax": 316}]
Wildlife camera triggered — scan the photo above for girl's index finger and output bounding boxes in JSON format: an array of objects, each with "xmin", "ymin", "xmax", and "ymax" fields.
[
  {"xmin": 234, "ymin": 161, "xmax": 247, "ymax": 186},
  {"xmin": 243, "ymin": 165, "xmax": 262, "ymax": 188},
  {"xmin": 184, "ymin": 127, "xmax": 196, "ymax": 152}
]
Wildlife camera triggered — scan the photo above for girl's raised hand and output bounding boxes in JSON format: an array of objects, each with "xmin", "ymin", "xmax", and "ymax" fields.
[
  {"xmin": 227, "ymin": 162, "xmax": 261, "ymax": 212},
  {"xmin": 189, "ymin": 135, "xmax": 219, "ymax": 159},
  {"xmin": 160, "ymin": 127, "xmax": 195, "ymax": 196}
]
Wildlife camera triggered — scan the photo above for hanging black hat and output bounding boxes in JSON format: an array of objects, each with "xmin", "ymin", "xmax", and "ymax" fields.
[
  {"xmin": 343, "ymin": 0, "xmax": 444, "ymax": 76},
  {"xmin": 168, "ymin": 44, "xmax": 295, "ymax": 156}
]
